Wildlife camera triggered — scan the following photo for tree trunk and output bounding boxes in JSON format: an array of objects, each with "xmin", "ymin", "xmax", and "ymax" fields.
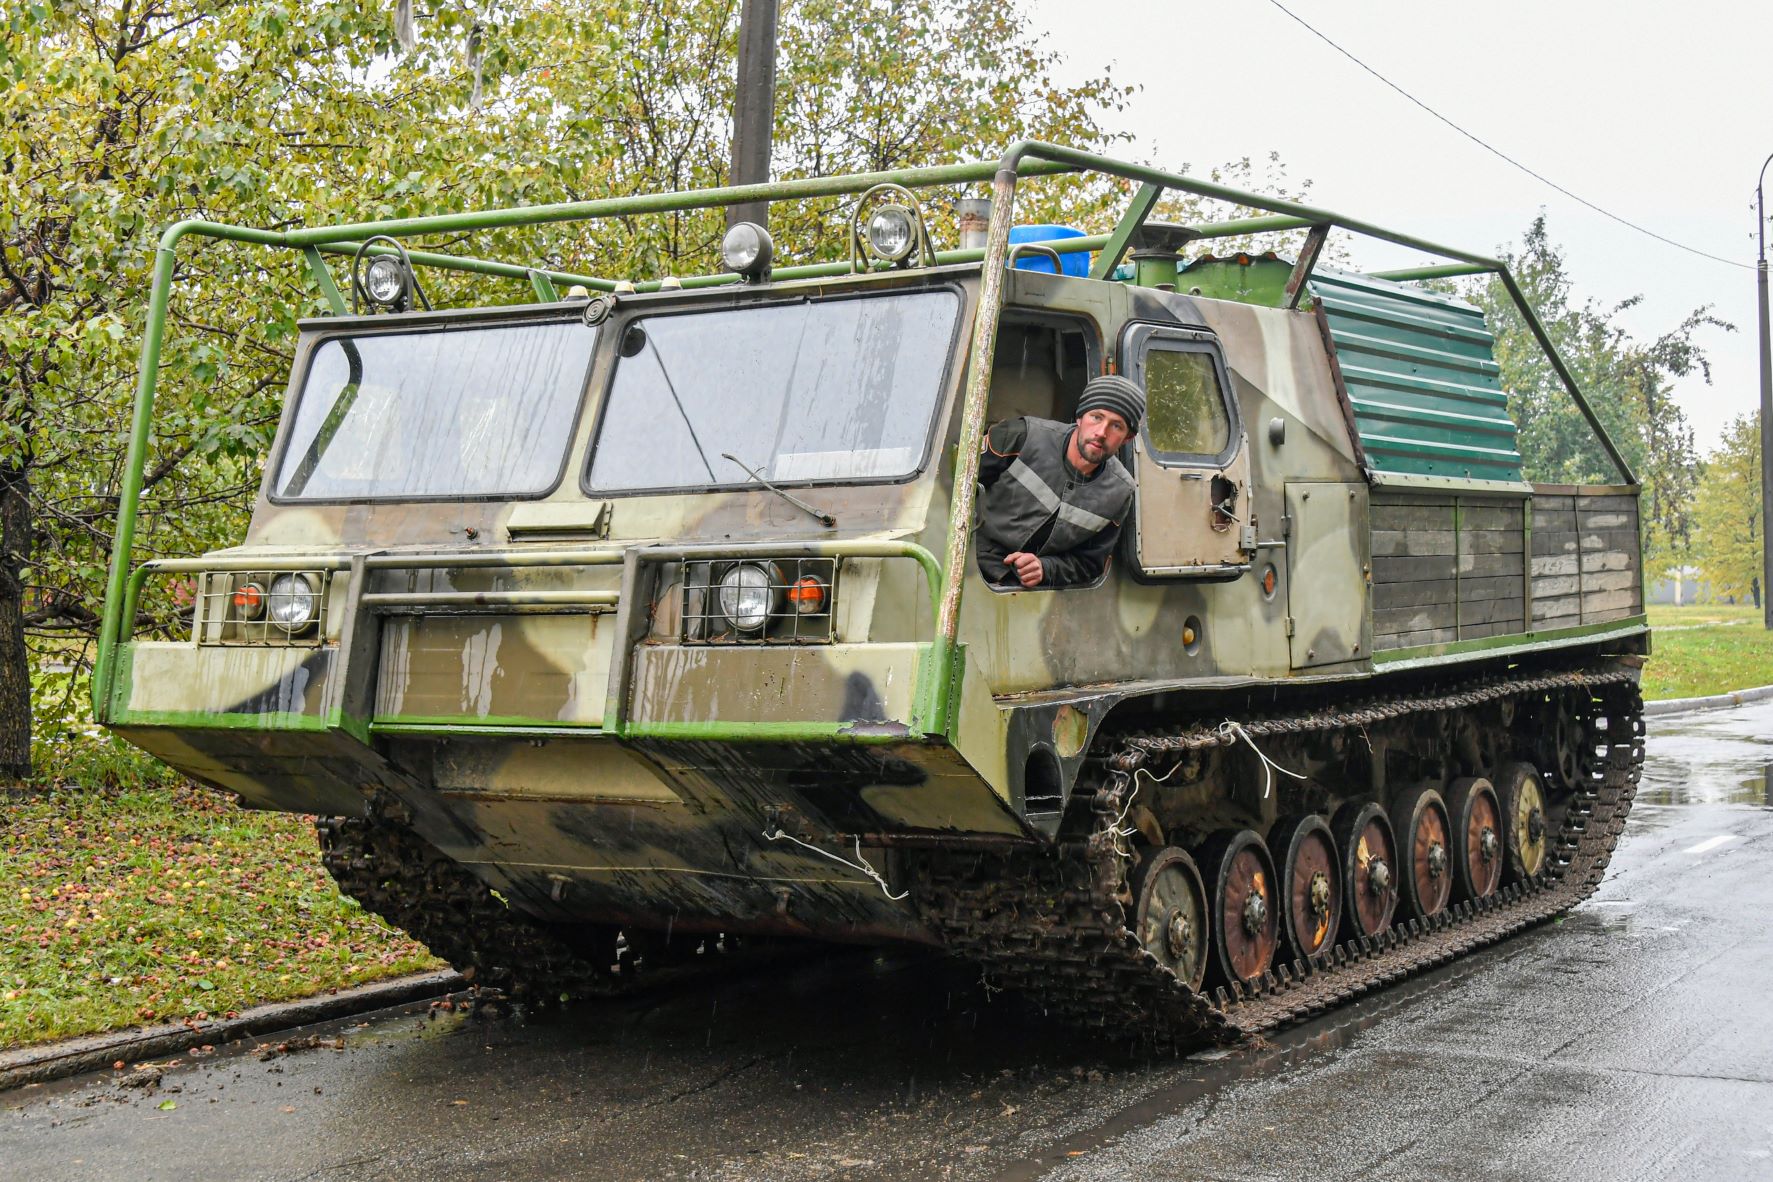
[{"xmin": 0, "ymin": 460, "xmax": 32, "ymax": 781}]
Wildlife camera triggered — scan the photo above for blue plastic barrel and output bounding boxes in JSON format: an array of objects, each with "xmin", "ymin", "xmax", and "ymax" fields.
[{"xmin": 1008, "ymin": 224, "xmax": 1090, "ymax": 277}]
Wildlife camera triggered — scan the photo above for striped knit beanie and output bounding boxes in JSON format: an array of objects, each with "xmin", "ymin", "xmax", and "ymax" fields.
[{"xmin": 1074, "ymin": 374, "xmax": 1145, "ymax": 433}]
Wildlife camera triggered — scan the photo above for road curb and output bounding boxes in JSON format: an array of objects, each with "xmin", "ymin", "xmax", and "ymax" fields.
[
  {"xmin": 0, "ymin": 969, "xmax": 465, "ymax": 1092},
  {"xmin": 1644, "ymin": 683, "xmax": 1773, "ymax": 718}
]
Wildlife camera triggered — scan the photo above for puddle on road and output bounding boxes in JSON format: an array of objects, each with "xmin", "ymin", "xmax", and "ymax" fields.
[{"xmin": 1639, "ymin": 702, "xmax": 1773, "ymax": 807}]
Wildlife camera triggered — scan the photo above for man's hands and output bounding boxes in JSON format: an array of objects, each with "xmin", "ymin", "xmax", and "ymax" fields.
[{"xmin": 1003, "ymin": 551, "xmax": 1045, "ymax": 588}]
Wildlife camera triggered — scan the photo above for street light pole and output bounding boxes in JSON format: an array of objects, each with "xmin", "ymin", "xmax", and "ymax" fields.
[
  {"xmin": 1758, "ymin": 153, "xmax": 1773, "ymax": 628},
  {"xmin": 727, "ymin": 0, "xmax": 778, "ymax": 231}
]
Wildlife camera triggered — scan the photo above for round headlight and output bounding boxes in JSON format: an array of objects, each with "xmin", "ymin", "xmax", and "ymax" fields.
[
  {"xmin": 865, "ymin": 205, "xmax": 916, "ymax": 262},
  {"xmin": 720, "ymin": 221, "xmax": 774, "ymax": 280},
  {"xmin": 717, "ymin": 563, "xmax": 777, "ymax": 633},
  {"xmin": 363, "ymin": 255, "xmax": 409, "ymax": 307},
  {"xmin": 266, "ymin": 574, "xmax": 318, "ymax": 634}
]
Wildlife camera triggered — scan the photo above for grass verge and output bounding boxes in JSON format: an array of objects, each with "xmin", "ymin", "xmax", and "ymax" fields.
[
  {"xmin": 0, "ymin": 779, "xmax": 442, "ymax": 1049},
  {"xmin": 1643, "ymin": 604, "xmax": 1773, "ymax": 701}
]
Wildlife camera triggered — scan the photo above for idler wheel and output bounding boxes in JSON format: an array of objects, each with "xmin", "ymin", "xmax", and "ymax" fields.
[
  {"xmin": 1496, "ymin": 761, "xmax": 1551, "ymax": 882},
  {"xmin": 1128, "ymin": 845, "xmax": 1209, "ymax": 991},
  {"xmin": 1331, "ymin": 801, "xmax": 1398, "ymax": 940},
  {"xmin": 1267, "ymin": 813, "xmax": 1342, "ymax": 965},
  {"xmin": 1198, "ymin": 829, "xmax": 1280, "ymax": 987},
  {"xmin": 1391, "ymin": 787, "xmax": 1453, "ymax": 920},
  {"xmin": 1445, "ymin": 776, "xmax": 1504, "ymax": 900}
]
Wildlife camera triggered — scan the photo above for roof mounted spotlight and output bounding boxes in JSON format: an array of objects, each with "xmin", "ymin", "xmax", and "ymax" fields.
[
  {"xmin": 865, "ymin": 205, "xmax": 917, "ymax": 263},
  {"xmin": 849, "ymin": 183, "xmax": 937, "ymax": 272},
  {"xmin": 349, "ymin": 235, "xmax": 428, "ymax": 314},
  {"xmin": 721, "ymin": 221, "xmax": 774, "ymax": 282}
]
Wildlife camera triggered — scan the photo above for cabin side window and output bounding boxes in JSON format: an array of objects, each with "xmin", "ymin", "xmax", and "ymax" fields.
[{"xmin": 1139, "ymin": 344, "xmax": 1237, "ymax": 467}]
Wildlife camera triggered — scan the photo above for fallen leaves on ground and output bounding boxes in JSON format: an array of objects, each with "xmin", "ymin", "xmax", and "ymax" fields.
[{"xmin": 0, "ymin": 781, "xmax": 442, "ymax": 1048}]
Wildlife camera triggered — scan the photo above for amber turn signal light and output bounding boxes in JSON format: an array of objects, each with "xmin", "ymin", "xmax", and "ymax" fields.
[
  {"xmin": 232, "ymin": 582, "xmax": 265, "ymax": 621},
  {"xmin": 787, "ymin": 576, "xmax": 827, "ymax": 615}
]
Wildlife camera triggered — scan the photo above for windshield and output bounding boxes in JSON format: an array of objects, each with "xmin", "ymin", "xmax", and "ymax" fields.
[
  {"xmin": 586, "ymin": 290, "xmax": 959, "ymax": 493},
  {"xmin": 273, "ymin": 320, "xmax": 596, "ymax": 500}
]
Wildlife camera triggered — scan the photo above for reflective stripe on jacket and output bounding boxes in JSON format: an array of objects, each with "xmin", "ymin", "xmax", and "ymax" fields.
[{"xmin": 975, "ymin": 416, "xmax": 1133, "ymax": 588}]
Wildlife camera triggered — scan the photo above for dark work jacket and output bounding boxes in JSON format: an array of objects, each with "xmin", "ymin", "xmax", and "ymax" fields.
[{"xmin": 975, "ymin": 416, "xmax": 1134, "ymax": 588}]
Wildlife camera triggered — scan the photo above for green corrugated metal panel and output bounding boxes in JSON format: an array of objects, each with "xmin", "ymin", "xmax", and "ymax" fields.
[{"xmin": 1310, "ymin": 269, "xmax": 1523, "ymax": 484}]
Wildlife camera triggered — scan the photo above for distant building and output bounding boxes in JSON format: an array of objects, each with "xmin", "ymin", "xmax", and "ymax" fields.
[{"xmin": 1648, "ymin": 567, "xmax": 1709, "ymax": 606}]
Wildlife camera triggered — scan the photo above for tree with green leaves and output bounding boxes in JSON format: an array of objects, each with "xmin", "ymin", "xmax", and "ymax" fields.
[
  {"xmin": 1691, "ymin": 415, "xmax": 1762, "ymax": 604},
  {"xmin": 1, "ymin": 0, "xmax": 1129, "ymax": 779},
  {"xmin": 1467, "ymin": 217, "xmax": 1728, "ymax": 574}
]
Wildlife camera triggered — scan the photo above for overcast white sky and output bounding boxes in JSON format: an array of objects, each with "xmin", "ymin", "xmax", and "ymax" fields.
[{"xmin": 1021, "ymin": 0, "xmax": 1769, "ymax": 453}]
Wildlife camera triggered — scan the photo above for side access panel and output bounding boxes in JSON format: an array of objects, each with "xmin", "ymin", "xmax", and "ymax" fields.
[{"xmin": 1284, "ymin": 483, "xmax": 1371, "ymax": 668}]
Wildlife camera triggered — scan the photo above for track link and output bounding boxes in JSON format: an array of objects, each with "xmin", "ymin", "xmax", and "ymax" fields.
[
  {"xmin": 912, "ymin": 665, "xmax": 1645, "ymax": 1048},
  {"xmin": 316, "ymin": 807, "xmax": 615, "ymax": 1006}
]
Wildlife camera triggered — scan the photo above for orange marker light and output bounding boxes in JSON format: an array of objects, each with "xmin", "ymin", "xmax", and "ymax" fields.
[
  {"xmin": 232, "ymin": 582, "xmax": 265, "ymax": 620},
  {"xmin": 787, "ymin": 576, "xmax": 827, "ymax": 615},
  {"xmin": 1262, "ymin": 567, "xmax": 1277, "ymax": 596}
]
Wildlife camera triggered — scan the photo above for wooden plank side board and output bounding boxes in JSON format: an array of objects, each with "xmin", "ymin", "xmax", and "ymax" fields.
[
  {"xmin": 1372, "ymin": 555, "xmax": 1458, "ymax": 583},
  {"xmin": 1530, "ymin": 594, "xmax": 1583, "ymax": 623},
  {"xmin": 1365, "ymin": 488, "xmax": 1646, "ymax": 652},
  {"xmin": 1532, "ymin": 529, "xmax": 1580, "ymax": 556},
  {"xmin": 1461, "ymin": 504, "xmax": 1524, "ymax": 530},
  {"xmin": 1373, "ymin": 578, "xmax": 1460, "ymax": 611},
  {"xmin": 1371, "ymin": 528, "xmax": 1455, "ymax": 557},
  {"xmin": 1458, "ymin": 551, "xmax": 1525, "ymax": 578},
  {"xmin": 1370, "ymin": 504, "xmax": 1456, "ymax": 533},
  {"xmin": 1531, "ymin": 573, "xmax": 1581, "ymax": 598},
  {"xmin": 1574, "ymin": 491, "xmax": 1642, "ymax": 622},
  {"xmin": 1461, "ymin": 529, "xmax": 1525, "ymax": 555},
  {"xmin": 1381, "ymin": 625, "xmax": 1459, "ymax": 648},
  {"xmin": 1459, "ymin": 617, "xmax": 1526, "ymax": 640},
  {"xmin": 1457, "ymin": 574, "xmax": 1525, "ymax": 602},
  {"xmin": 1581, "ymin": 588, "xmax": 1639, "ymax": 615},
  {"xmin": 1370, "ymin": 488, "xmax": 1535, "ymax": 651},
  {"xmin": 1520, "ymin": 488, "xmax": 1644, "ymax": 625},
  {"xmin": 1580, "ymin": 570, "xmax": 1638, "ymax": 593},
  {"xmin": 1530, "ymin": 555, "xmax": 1579, "ymax": 577},
  {"xmin": 1573, "ymin": 494, "xmax": 1638, "ymax": 513},
  {"xmin": 1456, "ymin": 597, "xmax": 1524, "ymax": 625},
  {"xmin": 1374, "ymin": 603, "xmax": 1458, "ymax": 635},
  {"xmin": 1580, "ymin": 549, "xmax": 1638, "ymax": 574}
]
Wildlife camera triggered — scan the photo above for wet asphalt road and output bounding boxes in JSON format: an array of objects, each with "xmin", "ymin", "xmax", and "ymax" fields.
[{"xmin": 5, "ymin": 702, "xmax": 1772, "ymax": 1182}]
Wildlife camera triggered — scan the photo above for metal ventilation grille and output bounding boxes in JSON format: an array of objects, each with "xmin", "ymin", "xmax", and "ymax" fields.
[
  {"xmin": 680, "ymin": 558, "xmax": 836, "ymax": 645},
  {"xmin": 197, "ymin": 570, "xmax": 331, "ymax": 647}
]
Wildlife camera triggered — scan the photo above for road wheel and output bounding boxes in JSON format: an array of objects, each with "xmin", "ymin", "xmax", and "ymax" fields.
[
  {"xmin": 1199, "ymin": 829, "xmax": 1280, "ymax": 987},
  {"xmin": 1445, "ymin": 777, "xmax": 1504, "ymax": 900},
  {"xmin": 1129, "ymin": 845, "xmax": 1209, "ymax": 991},
  {"xmin": 1544, "ymin": 700, "xmax": 1585, "ymax": 792},
  {"xmin": 1332, "ymin": 801, "xmax": 1398, "ymax": 940},
  {"xmin": 1496, "ymin": 761, "xmax": 1550, "ymax": 881},
  {"xmin": 1268, "ymin": 814, "xmax": 1341, "ymax": 965},
  {"xmin": 1391, "ymin": 787, "xmax": 1453, "ymax": 920}
]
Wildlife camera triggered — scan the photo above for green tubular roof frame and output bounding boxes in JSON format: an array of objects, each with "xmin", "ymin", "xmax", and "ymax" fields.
[{"xmin": 95, "ymin": 141, "xmax": 1636, "ymax": 727}]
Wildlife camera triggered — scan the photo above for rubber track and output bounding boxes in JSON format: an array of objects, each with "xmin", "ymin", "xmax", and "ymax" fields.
[
  {"xmin": 316, "ymin": 811, "xmax": 614, "ymax": 1005},
  {"xmin": 911, "ymin": 666, "xmax": 1645, "ymax": 1048}
]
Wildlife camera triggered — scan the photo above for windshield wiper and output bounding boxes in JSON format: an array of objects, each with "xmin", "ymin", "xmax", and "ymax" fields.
[{"xmin": 721, "ymin": 453, "xmax": 837, "ymax": 528}]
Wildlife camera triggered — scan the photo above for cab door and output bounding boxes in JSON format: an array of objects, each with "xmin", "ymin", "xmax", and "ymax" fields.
[{"xmin": 1122, "ymin": 325, "xmax": 1253, "ymax": 575}]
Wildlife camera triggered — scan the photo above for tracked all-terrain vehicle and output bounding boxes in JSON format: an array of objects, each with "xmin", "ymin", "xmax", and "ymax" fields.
[{"xmin": 96, "ymin": 144, "xmax": 1647, "ymax": 1046}]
